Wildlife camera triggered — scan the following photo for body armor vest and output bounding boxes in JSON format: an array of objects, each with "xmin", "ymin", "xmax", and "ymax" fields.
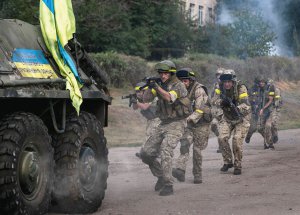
[{"xmin": 156, "ymin": 76, "xmax": 190, "ymax": 122}]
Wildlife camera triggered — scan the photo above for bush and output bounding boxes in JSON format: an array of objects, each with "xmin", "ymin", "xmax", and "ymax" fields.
[
  {"xmin": 91, "ymin": 52, "xmax": 151, "ymax": 88},
  {"xmin": 91, "ymin": 52, "xmax": 300, "ymax": 92},
  {"xmin": 173, "ymin": 53, "xmax": 300, "ymax": 91}
]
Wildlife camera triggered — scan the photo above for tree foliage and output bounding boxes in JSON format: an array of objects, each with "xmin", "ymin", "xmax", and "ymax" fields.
[
  {"xmin": 227, "ymin": 10, "xmax": 276, "ymax": 58},
  {"xmin": 1, "ymin": 0, "xmax": 299, "ymax": 58},
  {"xmin": 0, "ymin": 0, "xmax": 39, "ymax": 24},
  {"xmin": 190, "ymin": 10, "xmax": 275, "ymax": 59}
]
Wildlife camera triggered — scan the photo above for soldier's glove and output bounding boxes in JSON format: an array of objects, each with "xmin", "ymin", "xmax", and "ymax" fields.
[
  {"xmin": 148, "ymin": 80, "xmax": 158, "ymax": 89},
  {"xmin": 220, "ymin": 98, "xmax": 230, "ymax": 108}
]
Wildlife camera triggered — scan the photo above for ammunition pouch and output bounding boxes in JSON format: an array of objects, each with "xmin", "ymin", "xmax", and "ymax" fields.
[
  {"xmin": 175, "ymin": 97, "xmax": 191, "ymax": 118},
  {"xmin": 140, "ymin": 107, "xmax": 157, "ymax": 120},
  {"xmin": 202, "ymin": 106, "xmax": 213, "ymax": 123}
]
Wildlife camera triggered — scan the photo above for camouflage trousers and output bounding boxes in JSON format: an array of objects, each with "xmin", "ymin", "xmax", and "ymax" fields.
[
  {"xmin": 140, "ymin": 119, "xmax": 186, "ymax": 186},
  {"xmin": 246, "ymin": 113, "xmax": 259, "ymax": 141},
  {"xmin": 246, "ymin": 108, "xmax": 280, "ymax": 146},
  {"xmin": 259, "ymin": 109, "xmax": 281, "ymax": 146},
  {"xmin": 218, "ymin": 116, "xmax": 250, "ymax": 169},
  {"xmin": 174, "ymin": 123, "xmax": 210, "ymax": 178},
  {"xmin": 145, "ymin": 118, "xmax": 161, "ymax": 140},
  {"xmin": 211, "ymin": 117, "xmax": 220, "ymax": 137}
]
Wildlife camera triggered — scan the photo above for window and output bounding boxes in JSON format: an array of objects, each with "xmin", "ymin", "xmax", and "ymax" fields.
[
  {"xmin": 198, "ymin": 6, "xmax": 203, "ymax": 26},
  {"xmin": 189, "ymin": 3, "xmax": 195, "ymax": 20}
]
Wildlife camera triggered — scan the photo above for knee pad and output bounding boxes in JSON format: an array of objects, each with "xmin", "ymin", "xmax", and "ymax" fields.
[
  {"xmin": 180, "ymin": 139, "xmax": 190, "ymax": 154},
  {"xmin": 139, "ymin": 150, "xmax": 154, "ymax": 165}
]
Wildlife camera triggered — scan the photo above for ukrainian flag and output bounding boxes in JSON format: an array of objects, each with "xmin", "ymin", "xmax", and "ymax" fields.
[{"xmin": 39, "ymin": 0, "xmax": 82, "ymax": 114}]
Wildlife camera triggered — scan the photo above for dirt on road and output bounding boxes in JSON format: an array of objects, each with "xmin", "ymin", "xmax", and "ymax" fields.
[{"xmin": 98, "ymin": 129, "xmax": 300, "ymax": 215}]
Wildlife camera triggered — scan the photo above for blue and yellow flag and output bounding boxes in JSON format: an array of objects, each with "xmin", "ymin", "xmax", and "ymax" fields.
[{"xmin": 39, "ymin": 0, "xmax": 82, "ymax": 114}]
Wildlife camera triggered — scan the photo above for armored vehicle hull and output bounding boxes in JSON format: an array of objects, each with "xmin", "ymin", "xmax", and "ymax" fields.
[{"xmin": 0, "ymin": 19, "xmax": 111, "ymax": 214}]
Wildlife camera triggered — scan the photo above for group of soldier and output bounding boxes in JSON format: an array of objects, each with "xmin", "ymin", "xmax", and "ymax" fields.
[{"xmin": 126, "ymin": 60, "xmax": 282, "ymax": 196}]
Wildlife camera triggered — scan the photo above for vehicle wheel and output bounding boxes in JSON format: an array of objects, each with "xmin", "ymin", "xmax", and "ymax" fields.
[
  {"xmin": 51, "ymin": 112, "xmax": 108, "ymax": 213},
  {"xmin": 0, "ymin": 112, "xmax": 53, "ymax": 215}
]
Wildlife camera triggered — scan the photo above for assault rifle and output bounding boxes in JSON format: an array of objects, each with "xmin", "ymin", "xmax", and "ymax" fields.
[
  {"xmin": 122, "ymin": 93, "xmax": 137, "ymax": 107},
  {"xmin": 139, "ymin": 77, "xmax": 164, "ymax": 90},
  {"xmin": 220, "ymin": 94, "xmax": 242, "ymax": 121}
]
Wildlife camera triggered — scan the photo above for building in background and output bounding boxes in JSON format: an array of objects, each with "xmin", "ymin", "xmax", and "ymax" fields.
[{"xmin": 180, "ymin": 0, "xmax": 217, "ymax": 26}]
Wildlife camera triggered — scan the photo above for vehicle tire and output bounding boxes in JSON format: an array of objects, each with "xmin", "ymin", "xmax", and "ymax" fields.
[
  {"xmin": 51, "ymin": 111, "xmax": 108, "ymax": 213},
  {"xmin": 0, "ymin": 112, "xmax": 53, "ymax": 215}
]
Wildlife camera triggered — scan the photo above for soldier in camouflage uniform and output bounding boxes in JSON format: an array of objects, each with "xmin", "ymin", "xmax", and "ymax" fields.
[
  {"xmin": 267, "ymin": 79, "xmax": 282, "ymax": 144},
  {"xmin": 131, "ymin": 82, "xmax": 161, "ymax": 158},
  {"xmin": 139, "ymin": 60, "xmax": 189, "ymax": 196},
  {"xmin": 245, "ymin": 78, "xmax": 260, "ymax": 143},
  {"xmin": 254, "ymin": 77, "xmax": 279, "ymax": 149},
  {"xmin": 211, "ymin": 68, "xmax": 225, "ymax": 153},
  {"xmin": 172, "ymin": 68, "xmax": 211, "ymax": 184},
  {"xmin": 212, "ymin": 69, "xmax": 251, "ymax": 175}
]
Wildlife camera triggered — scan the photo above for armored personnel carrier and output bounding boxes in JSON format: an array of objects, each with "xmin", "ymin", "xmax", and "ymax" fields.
[{"xmin": 0, "ymin": 19, "xmax": 111, "ymax": 214}]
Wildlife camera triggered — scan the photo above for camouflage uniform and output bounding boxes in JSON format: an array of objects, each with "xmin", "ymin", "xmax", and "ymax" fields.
[
  {"xmin": 212, "ymin": 72, "xmax": 251, "ymax": 174},
  {"xmin": 211, "ymin": 82, "xmax": 224, "ymax": 153},
  {"xmin": 133, "ymin": 84, "xmax": 161, "ymax": 159},
  {"xmin": 246, "ymin": 80, "xmax": 282, "ymax": 146},
  {"xmin": 140, "ymin": 74, "xmax": 188, "ymax": 190},
  {"xmin": 139, "ymin": 100, "xmax": 161, "ymax": 140},
  {"xmin": 270, "ymin": 83, "xmax": 282, "ymax": 143},
  {"xmin": 174, "ymin": 81, "xmax": 211, "ymax": 182},
  {"xmin": 256, "ymin": 83, "xmax": 278, "ymax": 148},
  {"xmin": 245, "ymin": 83, "xmax": 260, "ymax": 143}
]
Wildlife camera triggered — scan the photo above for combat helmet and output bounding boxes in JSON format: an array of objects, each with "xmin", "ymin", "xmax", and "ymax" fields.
[
  {"xmin": 176, "ymin": 68, "xmax": 196, "ymax": 80},
  {"xmin": 219, "ymin": 69, "xmax": 236, "ymax": 82},
  {"xmin": 216, "ymin": 67, "xmax": 225, "ymax": 77},
  {"xmin": 154, "ymin": 60, "xmax": 176, "ymax": 73},
  {"xmin": 135, "ymin": 81, "xmax": 147, "ymax": 91}
]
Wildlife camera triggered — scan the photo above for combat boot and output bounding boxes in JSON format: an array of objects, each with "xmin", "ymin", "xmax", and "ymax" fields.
[
  {"xmin": 172, "ymin": 168, "xmax": 185, "ymax": 182},
  {"xmin": 194, "ymin": 175, "xmax": 202, "ymax": 184},
  {"xmin": 220, "ymin": 163, "xmax": 233, "ymax": 172},
  {"xmin": 159, "ymin": 185, "xmax": 173, "ymax": 196},
  {"xmin": 269, "ymin": 145, "xmax": 275, "ymax": 150},
  {"xmin": 135, "ymin": 152, "xmax": 141, "ymax": 158},
  {"xmin": 245, "ymin": 135, "xmax": 251, "ymax": 144},
  {"xmin": 264, "ymin": 144, "xmax": 269, "ymax": 149},
  {"xmin": 233, "ymin": 168, "xmax": 242, "ymax": 175},
  {"xmin": 154, "ymin": 177, "xmax": 164, "ymax": 191}
]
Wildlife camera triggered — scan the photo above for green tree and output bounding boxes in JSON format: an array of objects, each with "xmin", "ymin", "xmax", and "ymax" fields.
[
  {"xmin": 191, "ymin": 24, "xmax": 232, "ymax": 56},
  {"xmin": 0, "ymin": 0, "xmax": 39, "ymax": 24},
  {"xmin": 227, "ymin": 10, "xmax": 276, "ymax": 58}
]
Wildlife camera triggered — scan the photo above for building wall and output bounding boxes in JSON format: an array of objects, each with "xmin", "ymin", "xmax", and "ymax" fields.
[{"xmin": 181, "ymin": 0, "xmax": 217, "ymax": 26}]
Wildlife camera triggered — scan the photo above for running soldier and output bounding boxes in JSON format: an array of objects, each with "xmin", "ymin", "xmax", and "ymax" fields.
[
  {"xmin": 267, "ymin": 79, "xmax": 282, "ymax": 144},
  {"xmin": 252, "ymin": 77, "xmax": 279, "ymax": 149},
  {"xmin": 139, "ymin": 60, "xmax": 189, "ymax": 196},
  {"xmin": 211, "ymin": 68, "xmax": 224, "ymax": 153},
  {"xmin": 130, "ymin": 82, "xmax": 161, "ymax": 158},
  {"xmin": 212, "ymin": 69, "xmax": 251, "ymax": 175},
  {"xmin": 245, "ymin": 78, "xmax": 260, "ymax": 143},
  {"xmin": 172, "ymin": 68, "xmax": 212, "ymax": 184}
]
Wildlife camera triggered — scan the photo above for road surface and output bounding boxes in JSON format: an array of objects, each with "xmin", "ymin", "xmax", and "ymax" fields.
[{"xmin": 51, "ymin": 129, "xmax": 300, "ymax": 215}]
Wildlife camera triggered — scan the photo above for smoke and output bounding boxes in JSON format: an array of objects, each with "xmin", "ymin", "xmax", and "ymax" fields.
[
  {"xmin": 218, "ymin": 5, "xmax": 235, "ymax": 25},
  {"xmin": 218, "ymin": 0, "xmax": 293, "ymax": 56}
]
